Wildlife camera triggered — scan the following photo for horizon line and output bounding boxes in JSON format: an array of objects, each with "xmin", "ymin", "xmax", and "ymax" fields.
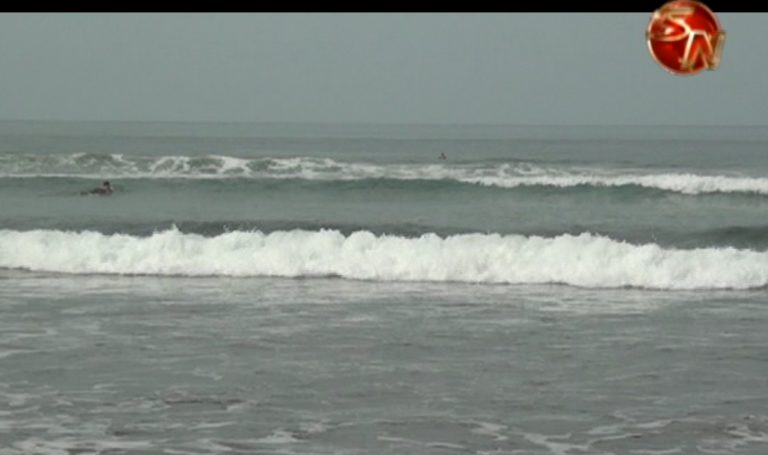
[{"xmin": 1, "ymin": 118, "xmax": 767, "ymax": 128}]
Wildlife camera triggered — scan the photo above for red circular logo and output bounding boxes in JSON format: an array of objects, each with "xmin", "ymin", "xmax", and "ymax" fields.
[{"xmin": 647, "ymin": 0, "xmax": 726, "ymax": 75}]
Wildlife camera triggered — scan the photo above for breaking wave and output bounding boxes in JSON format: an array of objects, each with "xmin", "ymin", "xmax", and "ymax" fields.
[
  {"xmin": 1, "ymin": 228, "xmax": 767, "ymax": 290},
  {"xmin": 1, "ymin": 153, "xmax": 767, "ymax": 195}
]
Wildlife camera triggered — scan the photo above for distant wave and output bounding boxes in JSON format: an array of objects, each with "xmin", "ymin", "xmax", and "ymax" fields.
[
  {"xmin": 1, "ymin": 228, "xmax": 767, "ymax": 290},
  {"xmin": 2, "ymin": 153, "xmax": 768, "ymax": 195}
]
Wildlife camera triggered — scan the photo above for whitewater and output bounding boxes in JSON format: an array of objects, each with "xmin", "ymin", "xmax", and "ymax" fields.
[
  {"xmin": 3, "ymin": 152, "xmax": 768, "ymax": 195},
  {"xmin": 2, "ymin": 228, "xmax": 767, "ymax": 290}
]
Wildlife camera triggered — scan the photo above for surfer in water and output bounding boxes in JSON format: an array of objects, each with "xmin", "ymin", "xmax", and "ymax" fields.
[
  {"xmin": 82, "ymin": 181, "xmax": 114, "ymax": 196},
  {"xmin": 439, "ymin": 153, "xmax": 447, "ymax": 160}
]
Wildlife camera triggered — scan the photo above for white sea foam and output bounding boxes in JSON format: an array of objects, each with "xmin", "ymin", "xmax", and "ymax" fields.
[
  {"xmin": 255, "ymin": 429, "xmax": 301, "ymax": 444},
  {"xmin": 1, "ymin": 228, "xmax": 767, "ymax": 290},
  {"xmin": 470, "ymin": 421, "xmax": 509, "ymax": 441},
  {"xmin": 465, "ymin": 173, "xmax": 768, "ymax": 195},
  {"xmin": 11, "ymin": 437, "xmax": 154, "ymax": 455},
  {"xmin": 2, "ymin": 153, "xmax": 768, "ymax": 195}
]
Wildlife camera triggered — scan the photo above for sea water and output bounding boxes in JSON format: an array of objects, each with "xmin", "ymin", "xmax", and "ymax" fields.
[{"xmin": 1, "ymin": 121, "xmax": 767, "ymax": 454}]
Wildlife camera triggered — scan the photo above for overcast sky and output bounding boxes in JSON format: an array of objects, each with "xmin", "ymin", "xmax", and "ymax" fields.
[{"xmin": 0, "ymin": 13, "xmax": 763, "ymax": 125}]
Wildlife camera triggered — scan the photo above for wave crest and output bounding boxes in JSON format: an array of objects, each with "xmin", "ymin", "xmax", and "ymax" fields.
[
  {"xmin": 1, "ymin": 153, "xmax": 766, "ymax": 195},
  {"xmin": 1, "ymin": 228, "xmax": 766, "ymax": 290}
]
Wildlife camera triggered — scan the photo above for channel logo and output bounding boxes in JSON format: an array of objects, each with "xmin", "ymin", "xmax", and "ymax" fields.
[{"xmin": 646, "ymin": 0, "xmax": 725, "ymax": 76}]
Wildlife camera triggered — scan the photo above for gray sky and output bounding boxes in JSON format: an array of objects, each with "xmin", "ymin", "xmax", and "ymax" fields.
[{"xmin": 0, "ymin": 13, "xmax": 763, "ymax": 125}]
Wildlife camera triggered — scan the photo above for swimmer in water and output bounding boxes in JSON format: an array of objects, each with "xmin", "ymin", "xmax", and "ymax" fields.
[
  {"xmin": 439, "ymin": 153, "xmax": 447, "ymax": 160},
  {"xmin": 82, "ymin": 181, "xmax": 114, "ymax": 196}
]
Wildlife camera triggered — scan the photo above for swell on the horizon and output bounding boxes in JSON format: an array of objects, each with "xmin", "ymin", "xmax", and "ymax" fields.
[
  {"xmin": 1, "ymin": 152, "xmax": 766, "ymax": 196},
  {"xmin": 1, "ymin": 228, "xmax": 767, "ymax": 290}
]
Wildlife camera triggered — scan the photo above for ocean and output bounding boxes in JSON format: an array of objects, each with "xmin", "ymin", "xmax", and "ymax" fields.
[{"xmin": 1, "ymin": 121, "xmax": 767, "ymax": 454}]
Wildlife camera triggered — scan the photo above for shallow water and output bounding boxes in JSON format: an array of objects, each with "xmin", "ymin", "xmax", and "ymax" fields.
[{"xmin": 1, "ymin": 275, "xmax": 767, "ymax": 454}]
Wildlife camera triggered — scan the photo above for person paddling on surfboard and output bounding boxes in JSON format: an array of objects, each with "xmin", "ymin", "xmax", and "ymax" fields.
[{"xmin": 82, "ymin": 181, "xmax": 114, "ymax": 196}]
